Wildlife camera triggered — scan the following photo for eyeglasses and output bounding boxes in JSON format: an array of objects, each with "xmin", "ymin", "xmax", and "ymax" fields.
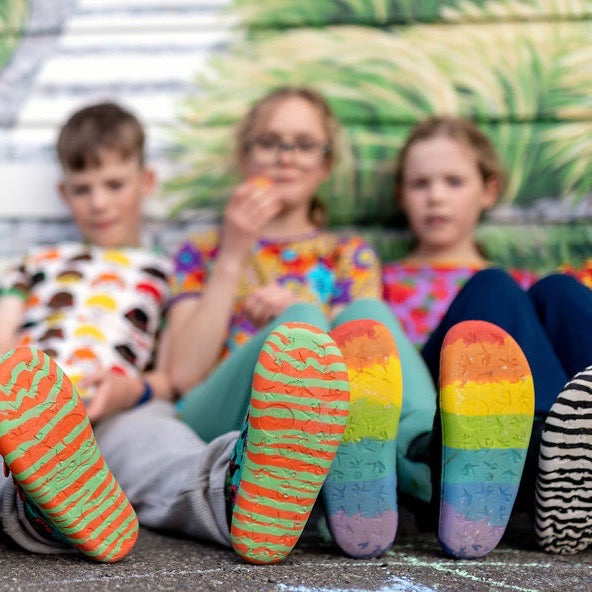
[{"xmin": 246, "ymin": 137, "xmax": 331, "ymax": 169}]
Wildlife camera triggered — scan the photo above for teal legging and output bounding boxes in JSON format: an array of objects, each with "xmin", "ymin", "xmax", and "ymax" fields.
[{"xmin": 177, "ymin": 298, "xmax": 436, "ymax": 501}]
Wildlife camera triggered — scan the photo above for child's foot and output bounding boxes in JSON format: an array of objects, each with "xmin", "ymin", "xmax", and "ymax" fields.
[
  {"xmin": 438, "ymin": 320, "xmax": 534, "ymax": 559},
  {"xmin": 229, "ymin": 323, "xmax": 350, "ymax": 565},
  {"xmin": 322, "ymin": 319, "xmax": 402, "ymax": 558},
  {"xmin": 0, "ymin": 347, "xmax": 138, "ymax": 562},
  {"xmin": 535, "ymin": 366, "xmax": 592, "ymax": 554}
]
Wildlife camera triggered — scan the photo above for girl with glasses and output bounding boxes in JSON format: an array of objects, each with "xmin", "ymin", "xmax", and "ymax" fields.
[{"xmin": 166, "ymin": 86, "xmax": 438, "ymax": 563}]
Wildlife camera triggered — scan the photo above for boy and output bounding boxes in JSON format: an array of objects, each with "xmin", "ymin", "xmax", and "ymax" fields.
[{"xmin": 0, "ymin": 101, "xmax": 356, "ymax": 565}]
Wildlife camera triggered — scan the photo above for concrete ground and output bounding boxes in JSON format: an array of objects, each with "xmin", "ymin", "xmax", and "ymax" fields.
[{"xmin": 1, "ymin": 510, "xmax": 589, "ymax": 592}]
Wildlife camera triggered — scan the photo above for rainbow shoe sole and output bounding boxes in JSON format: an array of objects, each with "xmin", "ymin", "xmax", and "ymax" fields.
[
  {"xmin": 439, "ymin": 320, "xmax": 534, "ymax": 559},
  {"xmin": 0, "ymin": 347, "xmax": 138, "ymax": 562},
  {"xmin": 323, "ymin": 319, "xmax": 402, "ymax": 558},
  {"xmin": 230, "ymin": 323, "xmax": 350, "ymax": 565}
]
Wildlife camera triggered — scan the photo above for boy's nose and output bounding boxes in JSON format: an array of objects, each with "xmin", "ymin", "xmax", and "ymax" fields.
[{"xmin": 89, "ymin": 188, "xmax": 110, "ymax": 208}]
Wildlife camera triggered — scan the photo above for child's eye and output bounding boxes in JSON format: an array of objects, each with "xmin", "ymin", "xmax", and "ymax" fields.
[
  {"xmin": 106, "ymin": 180, "xmax": 124, "ymax": 191},
  {"xmin": 295, "ymin": 141, "xmax": 317, "ymax": 154},
  {"xmin": 255, "ymin": 136, "xmax": 279, "ymax": 150},
  {"xmin": 446, "ymin": 176, "xmax": 464, "ymax": 187},
  {"xmin": 71, "ymin": 185, "xmax": 90, "ymax": 197},
  {"xmin": 408, "ymin": 178, "xmax": 428, "ymax": 190}
]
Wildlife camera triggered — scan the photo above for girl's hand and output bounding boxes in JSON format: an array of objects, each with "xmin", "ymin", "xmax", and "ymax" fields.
[
  {"xmin": 243, "ymin": 282, "xmax": 299, "ymax": 327},
  {"xmin": 81, "ymin": 371, "xmax": 145, "ymax": 424},
  {"xmin": 219, "ymin": 177, "xmax": 280, "ymax": 263}
]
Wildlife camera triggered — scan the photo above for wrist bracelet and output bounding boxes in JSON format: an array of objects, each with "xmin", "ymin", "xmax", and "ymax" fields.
[{"xmin": 136, "ymin": 380, "xmax": 153, "ymax": 406}]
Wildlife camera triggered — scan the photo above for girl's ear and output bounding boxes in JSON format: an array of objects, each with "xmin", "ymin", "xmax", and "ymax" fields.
[{"xmin": 482, "ymin": 177, "xmax": 500, "ymax": 210}]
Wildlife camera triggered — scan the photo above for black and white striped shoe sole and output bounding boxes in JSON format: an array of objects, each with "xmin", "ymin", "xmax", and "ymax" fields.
[{"xmin": 535, "ymin": 366, "xmax": 592, "ymax": 554}]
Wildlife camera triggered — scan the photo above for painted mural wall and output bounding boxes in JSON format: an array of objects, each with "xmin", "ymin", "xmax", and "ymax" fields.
[{"xmin": 0, "ymin": 0, "xmax": 591, "ymax": 268}]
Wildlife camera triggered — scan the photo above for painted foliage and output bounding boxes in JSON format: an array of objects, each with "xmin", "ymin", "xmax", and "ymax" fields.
[
  {"xmin": 166, "ymin": 0, "xmax": 592, "ymax": 268},
  {"xmin": 0, "ymin": 1, "xmax": 27, "ymax": 69}
]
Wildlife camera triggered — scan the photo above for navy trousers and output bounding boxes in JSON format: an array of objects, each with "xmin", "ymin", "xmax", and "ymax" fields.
[{"xmin": 422, "ymin": 268, "xmax": 592, "ymax": 416}]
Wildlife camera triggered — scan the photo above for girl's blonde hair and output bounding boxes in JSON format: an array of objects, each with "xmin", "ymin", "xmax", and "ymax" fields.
[
  {"xmin": 393, "ymin": 116, "xmax": 506, "ymax": 203},
  {"xmin": 235, "ymin": 86, "xmax": 340, "ymax": 227}
]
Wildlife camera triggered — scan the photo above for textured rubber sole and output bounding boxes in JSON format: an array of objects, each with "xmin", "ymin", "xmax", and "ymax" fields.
[
  {"xmin": 0, "ymin": 347, "xmax": 138, "ymax": 562},
  {"xmin": 439, "ymin": 320, "xmax": 534, "ymax": 559},
  {"xmin": 230, "ymin": 323, "xmax": 350, "ymax": 565},
  {"xmin": 323, "ymin": 319, "xmax": 402, "ymax": 558},
  {"xmin": 535, "ymin": 366, "xmax": 592, "ymax": 554}
]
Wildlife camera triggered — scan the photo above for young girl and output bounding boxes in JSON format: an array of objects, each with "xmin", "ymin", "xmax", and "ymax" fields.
[
  {"xmin": 166, "ymin": 86, "xmax": 439, "ymax": 561},
  {"xmin": 384, "ymin": 116, "xmax": 592, "ymax": 556}
]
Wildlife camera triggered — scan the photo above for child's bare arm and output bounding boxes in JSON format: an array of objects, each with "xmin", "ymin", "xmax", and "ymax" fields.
[
  {"xmin": 168, "ymin": 180, "xmax": 280, "ymax": 394},
  {"xmin": 168, "ymin": 254, "xmax": 242, "ymax": 393},
  {"xmin": 0, "ymin": 295, "xmax": 25, "ymax": 354}
]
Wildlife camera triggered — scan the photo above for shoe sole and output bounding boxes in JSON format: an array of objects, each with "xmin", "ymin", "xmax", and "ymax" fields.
[
  {"xmin": 323, "ymin": 319, "xmax": 402, "ymax": 558},
  {"xmin": 535, "ymin": 366, "xmax": 592, "ymax": 554},
  {"xmin": 230, "ymin": 323, "xmax": 350, "ymax": 564},
  {"xmin": 0, "ymin": 347, "xmax": 138, "ymax": 562},
  {"xmin": 439, "ymin": 320, "xmax": 534, "ymax": 559}
]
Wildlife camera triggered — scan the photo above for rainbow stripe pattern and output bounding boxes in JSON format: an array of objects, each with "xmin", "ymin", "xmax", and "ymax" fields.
[
  {"xmin": 323, "ymin": 319, "xmax": 402, "ymax": 558},
  {"xmin": 230, "ymin": 323, "xmax": 350, "ymax": 564},
  {"xmin": 438, "ymin": 320, "xmax": 534, "ymax": 559},
  {"xmin": 0, "ymin": 347, "xmax": 138, "ymax": 562}
]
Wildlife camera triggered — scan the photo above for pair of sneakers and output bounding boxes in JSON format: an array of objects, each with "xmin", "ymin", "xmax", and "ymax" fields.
[{"xmin": 226, "ymin": 319, "xmax": 404, "ymax": 564}]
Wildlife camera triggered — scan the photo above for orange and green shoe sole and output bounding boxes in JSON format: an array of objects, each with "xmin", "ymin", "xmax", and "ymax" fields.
[
  {"xmin": 0, "ymin": 347, "xmax": 138, "ymax": 562},
  {"xmin": 230, "ymin": 323, "xmax": 350, "ymax": 565},
  {"xmin": 439, "ymin": 320, "xmax": 534, "ymax": 559},
  {"xmin": 323, "ymin": 319, "xmax": 402, "ymax": 558}
]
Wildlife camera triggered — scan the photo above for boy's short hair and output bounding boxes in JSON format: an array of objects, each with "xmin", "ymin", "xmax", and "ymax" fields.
[{"xmin": 56, "ymin": 101, "xmax": 145, "ymax": 171}]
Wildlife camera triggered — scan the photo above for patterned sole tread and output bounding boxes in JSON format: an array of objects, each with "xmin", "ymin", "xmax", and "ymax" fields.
[
  {"xmin": 439, "ymin": 320, "xmax": 534, "ymax": 559},
  {"xmin": 0, "ymin": 347, "xmax": 138, "ymax": 562},
  {"xmin": 323, "ymin": 319, "xmax": 402, "ymax": 559},
  {"xmin": 230, "ymin": 323, "xmax": 350, "ymax": 564},
  {"xmin": 535, "ymin": 367, "xmax": 592, "ymax": 554}
]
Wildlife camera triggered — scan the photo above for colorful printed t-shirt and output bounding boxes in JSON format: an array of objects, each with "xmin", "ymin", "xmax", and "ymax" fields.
[
  {"xmin": 0, "ymin": 242, "xmax": 172, "ymax": 398},
  {"xmin": 382, "ymin": 262, "xmax": 538, "ymax": 349},
  {"xmin": 171, "ymin": 230, "xmax": 381, "ymax": 359}
]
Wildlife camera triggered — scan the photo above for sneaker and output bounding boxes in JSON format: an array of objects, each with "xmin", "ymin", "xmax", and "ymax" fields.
[
  {"xmin": 323, "ymin": 319, "xmax": 402, "ymax": 558},
  {"xmin": 438, "ymin": 320, "xmax": 534, "ymax": 559},
  {"xmin": 0, "ymin": 347, "xmax": 139, "ymax": 562},
  {"xmin": 535, "ymin": 365, "xmax": 592, "ymax": 554},
  {"xmin": 229, "ymin": 323, "xmax": 350, "ymax": 564}
]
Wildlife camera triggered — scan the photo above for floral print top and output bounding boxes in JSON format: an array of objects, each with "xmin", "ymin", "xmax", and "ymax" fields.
[
  {"xmin": 382, "ymin": 262, "xmax": 538, "ymax": 349},
  {"xmin": 171, "ymin": 229, "xmax": 381, "ymax": 359}
]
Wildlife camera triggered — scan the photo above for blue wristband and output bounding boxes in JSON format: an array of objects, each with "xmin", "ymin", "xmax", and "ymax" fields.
[{"xmin": 136, "ymin": 380, "xmax": 153, "ymax": 406}]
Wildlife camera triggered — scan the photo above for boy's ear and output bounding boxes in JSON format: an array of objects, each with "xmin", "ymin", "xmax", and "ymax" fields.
[
  {"xmin": 57, "ymin": 180, "xmax": 70, "ymax": 205},
  {"xmin": 142, "ymin": 167, "xmax": 157, "ymax": 197},
  {"xmin": 141, "ymin": 167, "xmax": 157, "ymax": 197}
]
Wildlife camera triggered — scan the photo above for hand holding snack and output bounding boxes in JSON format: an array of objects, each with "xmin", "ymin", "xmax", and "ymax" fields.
[{"xmin": 219, "ymin": 176, "xmax": 279, "ymax": 262}]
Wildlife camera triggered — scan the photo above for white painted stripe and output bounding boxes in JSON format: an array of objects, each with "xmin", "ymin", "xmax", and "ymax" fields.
[
  {"xmin": 77, "ymin": 0, "xmax": 232, "ymax": 9},
  {"xmin": 30, "ymin": 53, "xmax": 210, "ymax": 86},
  {"xmin": 58, "ymin": 30, "xmax": 231, "ymax": 49},
  {"xmin": 64, "ymin": 12, "xmax": 234, "ymax": 33}
]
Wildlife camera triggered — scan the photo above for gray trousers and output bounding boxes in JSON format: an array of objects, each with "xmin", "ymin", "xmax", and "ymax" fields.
[{"xmin": 0, "ymin": 400, "xmax": 237, "ymax": 555}]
